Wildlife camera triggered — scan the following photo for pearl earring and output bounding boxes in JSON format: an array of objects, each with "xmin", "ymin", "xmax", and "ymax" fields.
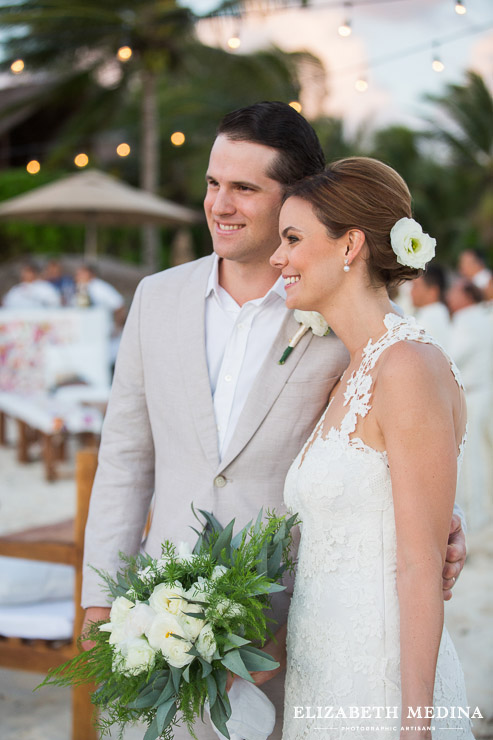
[{"xmin": 343, "ymin": 259, "xmax": 350, "ymax": 273}]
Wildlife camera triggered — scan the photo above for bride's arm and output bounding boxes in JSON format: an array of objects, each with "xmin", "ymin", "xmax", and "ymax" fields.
[{"xmin": 376, "ymin": 342, "xmax": 459, "ymax": 739}]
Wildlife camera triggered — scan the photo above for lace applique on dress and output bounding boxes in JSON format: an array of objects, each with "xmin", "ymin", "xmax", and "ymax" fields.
[{"xmin": 282, "ymin": 313, "xmax": 474, "ymax": 740}]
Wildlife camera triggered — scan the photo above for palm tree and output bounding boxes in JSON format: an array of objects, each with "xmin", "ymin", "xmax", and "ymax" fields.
[
  {"xmin": 0, "ymin": 0, "xmax": 195, "ymax": 268},
  {"xmin": 426, "ymin": 71, "xmax": 493, "ymax": 251}
]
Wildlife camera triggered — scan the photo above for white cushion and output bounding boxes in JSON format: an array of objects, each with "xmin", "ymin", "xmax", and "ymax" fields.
[
  {"xmin": 0, "ymin": 599, "xmax": 74, "ymax": 640},
  {"xmin": 0, "ymin": 557, "xmax": 74, "ymax": 604}
]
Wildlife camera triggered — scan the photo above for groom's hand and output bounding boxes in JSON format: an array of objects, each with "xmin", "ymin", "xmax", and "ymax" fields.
[
  {"xmin": 442, "ymin": 514, "xmax": 466, "ymax": 601},
  {"xmin": 81, "ymin": 606, "xmax": 111, "ymax": 650}
]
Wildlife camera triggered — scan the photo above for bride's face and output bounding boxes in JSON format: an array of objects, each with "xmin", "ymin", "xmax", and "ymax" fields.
[{"xmin": 271, "ymin": 196, "xmax": 347, "ymax": 313}]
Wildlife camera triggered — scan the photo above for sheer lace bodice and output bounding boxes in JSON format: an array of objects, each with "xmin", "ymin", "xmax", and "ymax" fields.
[{"xmin": 282, "ymin": 314, "xmax": 474, "ymax": 740}]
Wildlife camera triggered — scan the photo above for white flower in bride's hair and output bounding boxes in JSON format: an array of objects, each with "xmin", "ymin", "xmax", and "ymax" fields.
[
  {"xmin": 293, "ymin": 310, "xmax": 329, "ymax": 337},
  {"xmin": 390, "ymin": 217, "xmax": 436, "ymax": 269}
]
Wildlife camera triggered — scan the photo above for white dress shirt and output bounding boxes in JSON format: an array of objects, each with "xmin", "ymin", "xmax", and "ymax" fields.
[
  {"xmin": 415, "ymin": 301, "xmax": 451, "ymax": 351},
  {"xmin": 205, "ymin": 255, "xmax": 287, "ymax": 458},
  {"xmin": 3, "ymin": 280, "xmax": 61, "ymax": 309}
]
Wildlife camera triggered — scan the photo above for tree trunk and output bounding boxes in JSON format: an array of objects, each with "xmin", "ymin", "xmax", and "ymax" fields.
[{"xmin": 140, "ymin": 68, "xmax": 160, "ymax": 272}]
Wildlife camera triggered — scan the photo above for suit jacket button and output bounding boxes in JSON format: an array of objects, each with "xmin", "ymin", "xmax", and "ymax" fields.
[{"xmin": 214, "ymin": 475, "xmax": 227, "ymax": 488}]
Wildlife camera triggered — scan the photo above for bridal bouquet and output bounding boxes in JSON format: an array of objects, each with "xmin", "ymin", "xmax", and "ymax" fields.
[{"xmin": 39, "ymin": 508, "xmax": 297, "ymax": 740}]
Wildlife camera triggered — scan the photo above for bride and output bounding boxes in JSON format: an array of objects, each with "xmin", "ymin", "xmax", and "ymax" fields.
[{"xmin": 269, "ymin": 157, "xmax": 475, "ymax": 739}]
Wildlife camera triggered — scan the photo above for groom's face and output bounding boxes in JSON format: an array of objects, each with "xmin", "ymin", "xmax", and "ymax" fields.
[{"xmin": 204, "ymin": 135, "xmax": 284, "ymax": 267}]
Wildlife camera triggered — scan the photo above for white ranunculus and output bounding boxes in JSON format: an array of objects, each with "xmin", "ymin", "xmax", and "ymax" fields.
[
  {"xmin": 390, "ymin": 217, "xmax": 436, "ymax": 269},
  {"xmin": 214, "ymin": 598, "xmax": 245, "ymax": 619},
  {"xmin": 120, "ymin": 637, "xmax": 156, "ymax": 676},
  {"xmin": 146, "ymin": 612, "xmax": 194, "ymax": 668},
  {"xmin": 211, "ymin": 565, "xmax": 228, "ymax": 580},
  {"xmin": 180, "ymin": 602, "xmax": 205, "ymax": 641},
  {"xmin": 110, "ymin": 596, "xmax": 134, "ymax": 624},
  {"xmin": 124, "ymin": 602, "xmax": 156, "ymax": 638},
  {"xmin": 195, "ymin": 623, "xmax": 217, "ymax": 663},
  {"xmin": 149, "ymin": 582, "xmax": 187, "ymax": 616},
  {"xmin": 176, "ymin": 541, "xmax": 195, "ymax": 563},
  {"xmin": 185, "ymin": 577, "xmax": 211, "ymax": 603},
  {"xmin": 294, "ymin": 310, "xmax": 329, "ymax": 337}
]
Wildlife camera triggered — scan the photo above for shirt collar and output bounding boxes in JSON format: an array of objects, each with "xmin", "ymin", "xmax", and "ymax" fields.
[{"xmin": 205, "ymin": 253, "xmax": 286, "ymax": 305}]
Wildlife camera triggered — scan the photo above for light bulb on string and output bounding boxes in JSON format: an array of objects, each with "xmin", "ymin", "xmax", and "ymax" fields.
[
  {"xmin": 10, "ymin": 59, "xmax": 25, "ymax": 74},
  {"xmin": 116, "ymin": 143, "xmax": 131, "ymax": 157},
  {"xmin": 431, "ymin": 42, "xmax": 444, "ymax": 72},
  {"xmin": 74, "ymin": 153, "xmax": 89, "ymax": 168},
  {"xmin": 171, "ymin": 132, "xmax": 185, "ymax": 147},
  {"xmin": 455, "ymin": 1, "xmax": 466, "ymax": 15},
  {"xmin": 289, "ymin": 101, "xmax": 302, "ymax": 113},
  {"xmin": 355, "ymin": 76, "xmax": 368, "ymax": 92},
  {"xmin": 227, "ymin": 30, "xmax": 241, "ymax": 50},
  {"xmin": 26, "ymin": 160, "xmax": 40, "ymax": 175},
  {"xmin": 117, "ymin": 45, "xmax": 133, "ymax": 62},
  {"xmin": 338, "ymin": 2, "xmax": 352, "ymax": 37}
]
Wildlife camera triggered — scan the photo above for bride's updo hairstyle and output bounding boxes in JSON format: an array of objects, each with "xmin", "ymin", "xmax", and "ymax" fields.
[{"xmin": 284, "ymin": 156, "xmax": 419, "ymax": 289}]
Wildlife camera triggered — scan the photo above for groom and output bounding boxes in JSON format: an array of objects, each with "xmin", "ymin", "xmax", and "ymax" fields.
[{"xmin": 82, "ymin": 102, "xmax": 466, "ymax": 739}]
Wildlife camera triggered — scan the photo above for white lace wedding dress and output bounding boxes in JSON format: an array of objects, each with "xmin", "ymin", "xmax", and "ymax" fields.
[{"xmin": 282, "ymin": 314, "xmax": 475, "ymax": 740}]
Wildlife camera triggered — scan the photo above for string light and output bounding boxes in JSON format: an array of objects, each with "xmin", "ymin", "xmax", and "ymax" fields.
[
  {"xmin": 227, "ymin": 34, "xmax": 241, "ymax": 49},
  {"xmin": 116, "ymin": 142, "xmax": 131, "ymax": 157},
  {"xmin": 26, "ymin": 160, "xmax": 40, "ymax": 174},
  {"xmin": 432, "ymin": 56, "xmax": 445, "ymax": 72},
  {"xmin": 289, "ymin": 101, "xmax": 302, "ymax": 113},
  {"xmin": 170, "ymin": 132, "xmax": 185, "ymax": 147},
  {"xmin": 74, "ymin": 153, "xmax": 89, "ymax": 167},
  {"xmin": 338, "ymin": 1, "xmax": 352, "ymax": 37},
  {"xmin": 455, "ymin": 1, "xmax": 467, "ymax": 15},
  {"xmin": 10, "ymin": 59, "xmax": 24, "ymax": 74},
  {"xmin": 355, "ymin": 76, "xmax": 368, "ymax": 92},
  {"xmin": 117, "ymin": 45, "xmax": 133, "ymax": 62}
]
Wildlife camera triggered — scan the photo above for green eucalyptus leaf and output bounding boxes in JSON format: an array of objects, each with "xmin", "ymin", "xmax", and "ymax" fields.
[
  {"xmin": 239, "ymin": 646, "xmax": 280, "ymax": 671},
  {"xmin": 221, "ymin": 649, "xmax": 254, "ymax": 683},
  {"xmin": 143, "ymin": 718, "xmax": 160, "ymax": 740},
  {"xmin": 156, "ymin": 698, "xmax": 177, "ymax": 734},
  {"xmin": 206, "ymin": 673, "xmax": 218, "ymax": 708},
  {"xmin": 170, "ymin": 665, "xmax": 183, "ymax": 693},
  {"xmin": 211, "ymin": 519, "xmax": 235, "ymax": 562}
]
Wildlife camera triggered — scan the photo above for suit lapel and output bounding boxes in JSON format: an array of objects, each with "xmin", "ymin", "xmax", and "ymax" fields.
[
  {"xmin": 177, "ymin": 256, "xmax": 219, "ymax": 469},
  {"xmin": 217, "ymin": 310, "xmax": 313, "ymax": 473}
]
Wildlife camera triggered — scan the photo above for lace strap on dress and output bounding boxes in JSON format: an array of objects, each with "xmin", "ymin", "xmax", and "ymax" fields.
[{"xmin": 338, "ymin": 313, "xmax": 465, "ymax": 441}]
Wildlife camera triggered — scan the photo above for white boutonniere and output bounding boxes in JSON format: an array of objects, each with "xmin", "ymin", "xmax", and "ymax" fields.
[{"xmin": 278, "ymin": 310, "xmax": 330, "ymax": 365}]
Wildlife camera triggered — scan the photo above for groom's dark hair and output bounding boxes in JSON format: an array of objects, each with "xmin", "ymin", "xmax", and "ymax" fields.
[{"xmin": 216, "ymin": 101, "xmax": 325, "ymax": 186}]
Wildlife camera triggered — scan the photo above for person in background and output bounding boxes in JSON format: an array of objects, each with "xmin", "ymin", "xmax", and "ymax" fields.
[
  {"xmin": 2, "ymin": 262, "xmax": 61, "ymax": 309},
  {"xmin": 458, "ymin": 248, "xmax": 493, "ymax": 300},
  {"xmin": 410, "ymin": 263, "xmax": 450, "ymax": 348},
  {"xmin": 447, "ymin": 277, "xmax": 493, "ymax": 531},
  {"xmin": 72, "ymin": 264, "xmax": 126, "ymax": 365},
  {"xmin": 42, "ymin": 259, "xmax": 75, "ymax": 306}
]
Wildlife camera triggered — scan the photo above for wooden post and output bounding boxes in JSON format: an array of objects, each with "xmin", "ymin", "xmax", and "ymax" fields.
[
  {"xmin": 42, "ymin": 434, "xmax": 57, "ymax": 482},
  {"xmin": 0, "ymin": 410, "xmax": 6, "ymax": 446},
  {"xmin": 17, "ymin": 420, "xmax": 29, "ymax": 463},
  {"xmin": 72, "ymin": 449, "xmax": 99, "ymax": 740}
]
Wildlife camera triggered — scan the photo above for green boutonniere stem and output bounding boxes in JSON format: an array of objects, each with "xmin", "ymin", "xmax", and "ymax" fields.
[{"xmin": 278, "ymin": 325, "xmax": 310, "ymax": 365}]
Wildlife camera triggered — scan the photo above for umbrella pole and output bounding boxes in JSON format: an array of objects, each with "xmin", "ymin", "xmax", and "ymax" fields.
[{"xmin": 84, "ymin": 222, "xmax": 98, "ymax": 259}]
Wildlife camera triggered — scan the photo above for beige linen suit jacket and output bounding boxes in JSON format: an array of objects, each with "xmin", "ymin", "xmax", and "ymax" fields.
[{"xmin": 82, "ymin": 254, "xmax": 349, "ymax": 739}]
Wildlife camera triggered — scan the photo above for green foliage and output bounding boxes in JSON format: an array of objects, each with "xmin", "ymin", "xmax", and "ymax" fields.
[{"xmin": 38, "ymin": 508, "xmax": 298, "ymax": 739}]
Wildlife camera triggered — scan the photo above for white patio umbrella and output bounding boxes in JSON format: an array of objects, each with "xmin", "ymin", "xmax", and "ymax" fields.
[{"xmin": 0, "ymin": 169, "xmax": 203, "ymax": 257}]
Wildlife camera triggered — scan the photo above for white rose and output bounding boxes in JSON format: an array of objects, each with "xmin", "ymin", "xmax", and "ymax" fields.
[
  {"xmin": 179, "ymin": 602, "xmax": 205, "ymax": 641},
  {"xmin": 390, "ymin": 217, "xmax": 436, "ymax": 269},
  {"xmin": 110, "ymin": 596, "xmax": 134, "ymax": 625},
  {"xmin": 294, "ymin": 310, "xmax": 329, "ymax": 337},
  {"xmin": 146, "ymin": 612, "xmax": 194, "ymax": 668},
  {"xmin": 120, "ymin": 637, "xmax": 156, "ymax": 676},
  {"xmin": 195, "ymin": 623, "xmax": 217, "ymax": 663},
  {"xmin": 149, "ymin": 582, "xmax": 188, "ymax": 615}
]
